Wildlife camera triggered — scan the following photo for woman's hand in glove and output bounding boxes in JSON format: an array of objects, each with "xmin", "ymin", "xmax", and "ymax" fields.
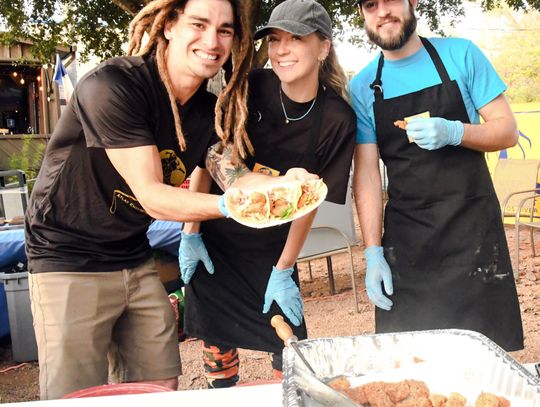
[
  {"xmin": 406, "ymin": 117, "xmax": 464, "ymax": 150},
  {"xmin": 178, "ymin": 232, "xmax": 214, "ymax": 284},
  {"xmin": 364, "ymin": 246, "xmax": 393, "ymax": 311},
  {"xmin": 262, "ymin": 266, "xmax": 303, "ymax": 326}
]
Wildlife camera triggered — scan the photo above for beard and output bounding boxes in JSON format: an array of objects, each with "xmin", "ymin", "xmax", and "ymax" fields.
[{"xmin": 364, "ymin": 3, "xmax": 417, "ymax": 51}]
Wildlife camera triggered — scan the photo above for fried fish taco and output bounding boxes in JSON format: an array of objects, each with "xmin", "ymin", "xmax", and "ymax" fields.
[
  {"xmin": 226, "ymin": 189, "xmax": 270, "ymax": 224},
  {"xmin": 225, "ymin": 179, "xmax": 327, "ymax": 228},
  {"xmin": 296, "ymin": 179, "xmax": 327, "ymax": 213},
  {"xmin": 268, "ymin": 184, "xmax": 302, "ymax": 220}
]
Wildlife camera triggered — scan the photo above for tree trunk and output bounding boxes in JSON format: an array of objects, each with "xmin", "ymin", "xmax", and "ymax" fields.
[{"xmin": 111, "ymin": 0, "xmax": 146, "ymax": 16}]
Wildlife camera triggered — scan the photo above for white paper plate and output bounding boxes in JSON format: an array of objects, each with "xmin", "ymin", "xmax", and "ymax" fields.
[{"xmin": 225, "ymin": 180, "xmax": 328, "ymax": 229}]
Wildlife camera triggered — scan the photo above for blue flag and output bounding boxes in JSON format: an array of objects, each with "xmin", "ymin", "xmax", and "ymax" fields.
[{"xmin": 53, "ymin": 54, "xmax": 74, "ymax": 102}]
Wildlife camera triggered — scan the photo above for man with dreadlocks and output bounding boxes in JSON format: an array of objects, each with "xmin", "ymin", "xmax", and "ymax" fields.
[{"xmin": 24, "ymin": 0, "xmax": 259, "ymax": 400}]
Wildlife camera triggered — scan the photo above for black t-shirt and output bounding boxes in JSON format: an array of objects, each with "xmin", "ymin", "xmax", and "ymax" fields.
[
  {"xmin": 26, "ymin": 54, "xmax": 217, "ymax": 273},
  {"xmin": 246, "ymin": 69, "xmax": 356, "ymax": 204}
]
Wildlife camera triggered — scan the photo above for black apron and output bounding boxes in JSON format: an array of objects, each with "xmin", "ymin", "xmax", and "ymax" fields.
[
  {"xmin": 184, "ymin": 86, "xmax": 327, "ymax": 354},
  {"xmin": 372, "ymin": 37, "xmax": 523, "ymax": 351}
]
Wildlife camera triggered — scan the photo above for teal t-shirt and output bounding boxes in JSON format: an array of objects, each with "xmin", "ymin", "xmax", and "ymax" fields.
[{"xmin": 350, "ymin": 37, "xmax": 506, "ymax": 144}]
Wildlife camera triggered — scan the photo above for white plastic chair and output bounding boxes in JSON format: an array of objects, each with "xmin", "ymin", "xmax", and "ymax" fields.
[
  {"xmin": 0, "ymin": 170, "xmax": 28, "ymax": 221},
  {"xmin": 297, "ymin": 180, "xmax": 360, "ymax": 312}
]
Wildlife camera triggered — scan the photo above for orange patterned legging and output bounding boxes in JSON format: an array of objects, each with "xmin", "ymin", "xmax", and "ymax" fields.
[
  {"xmin": 202, "ymin": 341, "xmax": 284, "ymax": 388},
  {"xmin": 202, "ymin": 342, "xmax": 240, "ymax": 388}
]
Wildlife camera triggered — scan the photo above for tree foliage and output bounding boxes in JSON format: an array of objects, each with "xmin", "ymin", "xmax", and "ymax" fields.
[
  {"xmin": 0, "ymin": 0, "xmax": 539, "ymax": 64},
  {"xmin": 485, "ymin": 10, "xmax": 540, "ymax": 103}
]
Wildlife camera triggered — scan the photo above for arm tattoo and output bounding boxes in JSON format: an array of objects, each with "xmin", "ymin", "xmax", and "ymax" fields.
[{"xmin": 206, "ymin": 142, "xmax": 250, "ymax": 191}]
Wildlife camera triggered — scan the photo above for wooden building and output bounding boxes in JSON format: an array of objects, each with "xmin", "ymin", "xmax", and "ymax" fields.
[
  {"xmin": 0, "ymin": 40, "xmax": 73, "ymax": 169},
  {"xmin": 0, "ymin": 40, "xmax": 74, "ymax": 135}
]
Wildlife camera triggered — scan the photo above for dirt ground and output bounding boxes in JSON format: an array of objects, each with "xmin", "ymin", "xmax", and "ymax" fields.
[{"xmin": 0, "ymin": 226, "xmax": 539, "ymax": 403}]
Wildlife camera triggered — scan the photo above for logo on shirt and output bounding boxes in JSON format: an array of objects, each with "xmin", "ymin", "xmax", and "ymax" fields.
[
  {"xmin": 110, "ymin": 190, "xmax": 146, "ymax": 215},
  {"xmin": 160, "ymin": 149, "xmax": 187, "ymax": 186}
]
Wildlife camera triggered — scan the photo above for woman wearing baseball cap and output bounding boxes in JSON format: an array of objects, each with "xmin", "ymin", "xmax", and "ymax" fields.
[{"xmin": 182, "ymin": 0, "xmax": 356, "ymax": 387}]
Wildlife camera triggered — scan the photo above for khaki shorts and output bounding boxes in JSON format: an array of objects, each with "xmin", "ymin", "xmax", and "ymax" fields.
[{"xmin": 29, "ymin": 259, "xmax": 181, "ymax": 400}]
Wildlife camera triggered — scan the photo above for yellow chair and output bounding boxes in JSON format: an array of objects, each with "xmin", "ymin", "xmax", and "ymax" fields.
[{"xmin": 492, "ymin": 159, "xmax": 540, "ymax": 280}]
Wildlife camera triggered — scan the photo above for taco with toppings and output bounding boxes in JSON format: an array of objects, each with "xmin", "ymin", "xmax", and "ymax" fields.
[
  {"xmin": 268, "ymin": 185, "xmax": 302, "ymax": 220},
  {"xmin": 226, "ymin": 190, "xmax": 270, "ymax": 224},
  {"xmin": 297, "ymin": 179, "xmax": 326, "ymax": 212},
  {"xmin": 225, "ymin": 179, "xmax": 328, "ymax": 228}
]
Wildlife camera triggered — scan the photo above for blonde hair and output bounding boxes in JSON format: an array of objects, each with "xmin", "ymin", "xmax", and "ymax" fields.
[
  {"xmin": 127, "ymin": 0, "xmax": 253, "ymax": 160},
  {"xmin": 317, "ymin": 35, "xmax": 350, "ymax": 102}
]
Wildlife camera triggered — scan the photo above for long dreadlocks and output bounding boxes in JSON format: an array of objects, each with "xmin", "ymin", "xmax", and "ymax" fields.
[{"xmin": 127, "ymin": 0, "xmax": 253, "ymax": 162}]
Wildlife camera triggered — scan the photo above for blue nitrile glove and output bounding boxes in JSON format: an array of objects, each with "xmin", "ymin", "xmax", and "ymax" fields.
[
  {"xmin": 262, "ymin": 266, "xmax": 303, "ymax": 327},
  {"xmin": 364, "ymin": 246, "xmax": 394, "ymax": 311},
  {"xmin": 178, "ymin": 232, "xmax": 214, "ymax": 284},
  {"xmin": 219, "ymin": 195, "xmax": 229, "ymax": 217},
  {"xmin": 406, "ymin": 117, "xmax": 464, "ymax": 150}
]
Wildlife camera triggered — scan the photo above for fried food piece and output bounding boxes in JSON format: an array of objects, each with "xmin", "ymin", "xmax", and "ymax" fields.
[
  {"xmin": 357, "ymin": 381, "xmax": 394, "ymax": 407},
  {"xmin": 446, "ymin": 392, "xmax": 467, "ymax": 407},
  {"xmin": 385, "ymin": 381, "xmax": 412, "ymax": 403},
  {"xmin": 394, "ymin": 119, "xmax": 407, "ymax": 130},
  {"xmin": 242, "ymin": 192, "xmax": 268, "ymax": 218},
  {"xmin": 327, "ymin": 376, "xmax": 351, "ymax": 392},
  {"xmin": 430, "ymin": 394, "xmax": 448, "ymax": 407},
  {"xmin": 475, "ymin": 392, "xmax": 510, "ymax": 407},
  {"xmin": 297, "ymin": 179, "xmax": 325, "ymax": 210},
  {"xmin": 396, "ymin": 380, "xmax": 432, "ymax": 407},
  {"xmin": 339, "ymin": 380, "xmax": 432, "ymax": 407},
  {"xmin": 343, "ymin": 386, "xmax": 369, "ymax": 406},
  {"xmin": 329, "ymin": 378, "xmax": 510, "ymax": 407}
]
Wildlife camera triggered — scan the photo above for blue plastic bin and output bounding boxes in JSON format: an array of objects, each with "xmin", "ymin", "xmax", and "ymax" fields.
[
  {"xmin": 0, "ymin": 282, "xmax": 9, "ymax": 338},
  {"xmin": 0, "ymin": 271, "xmax": 37, "ymax": 361}
]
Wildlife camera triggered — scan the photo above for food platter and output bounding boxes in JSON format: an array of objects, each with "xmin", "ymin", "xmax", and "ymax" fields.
[
  {"xmin": 224, "ymin": 179, "xmax": 328, "ymax": 229},
  {"xmin": 282, "ymin": 329, "xmax": 540, "ymax": 406}
]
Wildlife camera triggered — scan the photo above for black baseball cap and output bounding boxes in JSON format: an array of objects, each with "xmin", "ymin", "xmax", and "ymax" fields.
[{"xmin": 254, "ymin": 0, "xmax": 332, "ymax": 40}]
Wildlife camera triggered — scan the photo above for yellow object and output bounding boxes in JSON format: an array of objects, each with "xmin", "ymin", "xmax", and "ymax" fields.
[
  {"xmin": 486, "ymin": 103, "xmax": 540, "ymax": 222},
  {"xmin": 253, "ymin": 162, "xmax": 280, "ymax": 176},
  {"xmin": 404, "ymin": 111, "xmax": 430, "ymax": 143}
]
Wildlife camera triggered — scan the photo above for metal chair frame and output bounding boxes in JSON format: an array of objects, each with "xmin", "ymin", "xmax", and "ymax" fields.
[
  {"xmin": 297, "ymin": 176, "xmax": 360, "ymax": 313},
  {"xmin": 494, "ymin": 159, "xmax": 540, "ymax": 280}
]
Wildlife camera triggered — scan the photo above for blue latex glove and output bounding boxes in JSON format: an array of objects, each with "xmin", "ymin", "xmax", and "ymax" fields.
[
  {"xmin": 364, "ymin": 246, "xmax": 394, "ymax": 311},
  {"xmin": 406, "ymin": 117, "xmax": 464, "ymax": 150},
  {"xmin": 218, "ymin": 194, "xmax": 230, "ymax": 217},
  {"xmin": 262, "ymin": 266, "xmax": 303, "ymax": 326},
  {"xmin": 178, "ymin": 232, "xmax": 214, "ymax": 284}
]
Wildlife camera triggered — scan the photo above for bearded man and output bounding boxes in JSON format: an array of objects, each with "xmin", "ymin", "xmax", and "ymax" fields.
[{"xmin": 350, "ymin": 0, "xmax": 523, "ymax": 352}]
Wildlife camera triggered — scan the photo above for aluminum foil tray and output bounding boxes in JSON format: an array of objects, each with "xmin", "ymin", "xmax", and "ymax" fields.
[{"xmin": 282, "ymin": 329, "xmax": 540, "ymax": 406}]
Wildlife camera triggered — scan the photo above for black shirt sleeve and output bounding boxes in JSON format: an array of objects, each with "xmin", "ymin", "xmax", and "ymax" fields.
[
  {"xmin": 316, "ymin": 94, "xmax": 356, "ymax": 205},
  {"xmin": 74, "ymin": 65, "xmax": 155, "ymax": 149}
]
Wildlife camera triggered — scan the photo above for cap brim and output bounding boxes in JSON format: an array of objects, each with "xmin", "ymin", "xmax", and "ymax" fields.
[{"xmin": 254, "ymin": 20, "xmax": 317, "ymax": 40}]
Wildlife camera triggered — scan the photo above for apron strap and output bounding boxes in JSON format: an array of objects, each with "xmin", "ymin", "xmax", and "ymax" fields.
[
  {"xmin": 419, "ymin": 37, "xmax": 452, "ymax": 85},
  {"xmin": 370, "ymin": 53, "xmax": 385, "ymax": 102},
  {"xmin": 371, "ymin": 39, "xmax": 453, "ymax": 100}
]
